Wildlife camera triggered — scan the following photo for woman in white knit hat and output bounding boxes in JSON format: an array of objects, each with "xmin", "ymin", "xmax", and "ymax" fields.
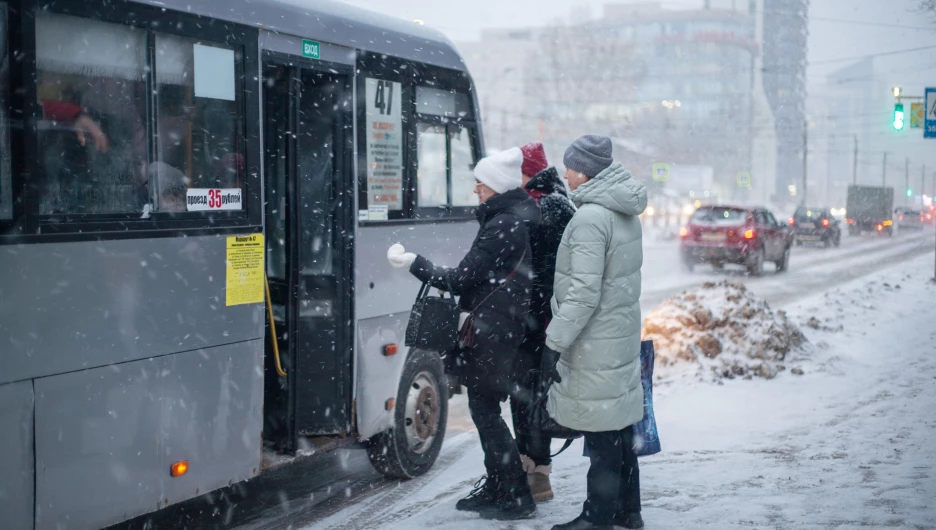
[{"xmin": 387, "ymin": 147, "xmax": 540, "ymax": 520}]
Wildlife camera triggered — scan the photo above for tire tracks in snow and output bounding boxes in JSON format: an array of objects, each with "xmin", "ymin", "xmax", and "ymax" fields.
[{"xmin": 264, "ymin": 432, "xmax": 478, "ymax": 530}]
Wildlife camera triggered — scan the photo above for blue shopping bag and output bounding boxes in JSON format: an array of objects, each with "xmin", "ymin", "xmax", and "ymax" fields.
[
  {"xmin": 633, "ymin": 340, "xmax": 661, "ymax": 456},
  {"xmin": 583, "ymin": 340, "xmax": 661, "ymax": 457}
]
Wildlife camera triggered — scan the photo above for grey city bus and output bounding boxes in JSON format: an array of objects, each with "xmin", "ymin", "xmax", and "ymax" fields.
[{"xmin": 0, "ymin": 1, "xmax": 484, "ymax": 528}]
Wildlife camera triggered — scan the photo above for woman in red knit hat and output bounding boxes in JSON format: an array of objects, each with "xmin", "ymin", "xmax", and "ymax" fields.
[{"xmin": 511, "ymin": 142, "xmax": 576, "ymax": 502}]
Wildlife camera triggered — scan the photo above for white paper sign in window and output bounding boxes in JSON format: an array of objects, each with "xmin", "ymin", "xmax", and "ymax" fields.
[
  {"xmin": 365, "ymin": 78, "xmax": 404, "ymax": 211},
  {"xmin": 193, "ymin": 44, "xmax": 235, "ymax": 101},
  {"xmin": 186, "ymin": 188, "xmax": 242, "ymax": 211}
]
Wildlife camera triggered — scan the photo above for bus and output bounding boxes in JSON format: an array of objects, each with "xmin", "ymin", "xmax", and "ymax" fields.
[{"xmin": 0, "ymin": 1, "xmax": 484, "ymax": 528}]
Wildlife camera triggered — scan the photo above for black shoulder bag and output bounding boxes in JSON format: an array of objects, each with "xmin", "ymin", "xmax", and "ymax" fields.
[{"xmin": 527, "ymin": 369, "xmax": 582, "ymax": 455}]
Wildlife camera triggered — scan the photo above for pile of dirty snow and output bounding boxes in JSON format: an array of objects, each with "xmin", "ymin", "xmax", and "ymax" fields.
[{"xmin": 643, "ymin": 281, "xmax": 807, "ymax": 382}]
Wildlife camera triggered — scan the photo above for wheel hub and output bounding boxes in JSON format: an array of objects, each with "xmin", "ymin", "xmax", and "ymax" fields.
[{"xmin": 403, "ymin": 371, "xmax": 440, "ymax": 454}]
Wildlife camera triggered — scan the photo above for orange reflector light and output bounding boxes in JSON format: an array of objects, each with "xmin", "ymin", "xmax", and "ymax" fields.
[
  {"xmin": 170, "ymin": 461, "xmax": 189, "ymax": 477},
  {"xmin": 883, "ymin": 220, "xmax": 893, "ymax": 226},
  {"xmin": 744, "ymin": 229, "xmax": 754, "ymax": 239},
  {"xmin": 679, "ymin": 227, "xmax": 688, "ymax": 237},
  {"xmin": 383, "ymin": 344, "xmax": 398, "ymax": 356},
  {"xmin": 385, "ymin": 398, "xmax": 396, "ymax": 411}
]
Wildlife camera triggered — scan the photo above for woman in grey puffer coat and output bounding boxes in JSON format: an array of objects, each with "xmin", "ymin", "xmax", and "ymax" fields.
[{"xmin": 542, "ymin": 135, "xmax": 648, "ymax": 530}]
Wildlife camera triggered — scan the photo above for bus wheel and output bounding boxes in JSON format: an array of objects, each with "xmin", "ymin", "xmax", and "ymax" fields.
[{"xmin": 367, "ymin": 348, "xmax": 448, "ymax": 478}]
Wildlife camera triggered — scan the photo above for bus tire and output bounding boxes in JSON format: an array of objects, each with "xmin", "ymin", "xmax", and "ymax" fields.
[{"xmin": 367, "ymin": 348, "xmax": 448, "ymax": 479}]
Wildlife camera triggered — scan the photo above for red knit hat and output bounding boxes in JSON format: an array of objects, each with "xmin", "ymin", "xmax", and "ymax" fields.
[{"xmin": 520, "ymin": 142, "xmax": 548, "ymax": 177}]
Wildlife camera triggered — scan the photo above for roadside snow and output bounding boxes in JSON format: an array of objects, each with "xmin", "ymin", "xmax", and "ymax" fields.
[
  {"xmin": 643, "ymin": 280, "xmax": 808, "ymax": 383},
  {"xmin": 304, "ymin": 254, "xmax": 936, "ymax": 530}
]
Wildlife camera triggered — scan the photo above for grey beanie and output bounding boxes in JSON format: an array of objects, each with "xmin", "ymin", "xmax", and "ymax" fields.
[{"xmin": 563, "ymin": 135, "xmax": 613, "ymax": 177}]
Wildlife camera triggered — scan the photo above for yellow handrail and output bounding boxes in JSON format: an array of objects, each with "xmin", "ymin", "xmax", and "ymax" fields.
[{"xmin": 265, "ymin": 273, "xmax": 288, "ymax": 378}]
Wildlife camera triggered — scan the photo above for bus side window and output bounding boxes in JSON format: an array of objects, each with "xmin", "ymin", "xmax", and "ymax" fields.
[
  {"xmin": 32, "ymin": 11, "xmax": 247, "ymax": 218},
  {"xmin": 450, "ymin": 127, "xmax": 478, "ymax": 207},
  {"xmin": 35, "ymin": 12, "xmax": 148, "ymax": 215},
  {"xmin": 411, "ymin": 85, "xmax": 478, "ymax": 215},
  {"xmin": 154, "ymin": 34, "xmax": 244, "ymax": 212},
  {"xmin": 416, "ymin": 123, "xmax": 447, "ymax": 208},
  {"xmin": 414, "ymin": 123, "xmax": 478, "ymax": 212}
]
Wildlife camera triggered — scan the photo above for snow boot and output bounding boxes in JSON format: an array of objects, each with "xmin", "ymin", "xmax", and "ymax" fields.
[
  {"xmin": 521, "ymin": 454, "xmax": 554, "ymax": 502},
  {"xmin": 455, "ymin": 475, "xmax": 498, "ymax": 512},
  {"xmin": 612, "ymin": 511, "xmax": 644, "ymax": 529},
  {"xmin": 550, "ymin": 515, "xmax": 612, "ymax": 530},
  {"xmin": 478, "ymin": 473, "xmax": 536, "ymax": 520},
  {"xmin": 530, "ymin": 464, "xmax": 553, "ymax": 502}
]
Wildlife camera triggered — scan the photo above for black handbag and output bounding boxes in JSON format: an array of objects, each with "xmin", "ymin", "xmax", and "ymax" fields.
[
  {"xmin": 526, "ymin": 369, "xmax": 581, "ymax": 454},
  {"xmin": 404, "ymin": 282, "xmax": 459, "ymax": 351}
]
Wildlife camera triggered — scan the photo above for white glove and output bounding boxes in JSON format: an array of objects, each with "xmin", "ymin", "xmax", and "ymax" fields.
[{"xmin": 387, "ymin": 243, "xmax": 417, "ymax": 269}]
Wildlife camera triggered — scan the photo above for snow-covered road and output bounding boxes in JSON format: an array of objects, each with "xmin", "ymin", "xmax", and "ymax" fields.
[{"xmin": 300, "ymin": 252, "xmax": 936, "ymax": 530}]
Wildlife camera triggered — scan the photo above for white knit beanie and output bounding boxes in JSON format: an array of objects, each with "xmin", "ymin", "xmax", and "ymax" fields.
[{"xmin": 473, "ymin": 147, "xmax": 523, "ymax": 194}]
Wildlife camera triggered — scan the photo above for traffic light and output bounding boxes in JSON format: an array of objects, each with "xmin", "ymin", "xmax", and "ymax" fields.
[
  {"xmin": 893, "ymin": 103, "xmax": 905, "ymax": 130},
  {"xmin": 906, "ymin": 188, "xmax": 913, "ymax": 197}
]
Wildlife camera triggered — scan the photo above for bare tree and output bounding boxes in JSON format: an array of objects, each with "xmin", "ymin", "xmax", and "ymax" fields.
[{"xmin": 922, "ymin": 0, "xmax": 936, "ymax": 16}]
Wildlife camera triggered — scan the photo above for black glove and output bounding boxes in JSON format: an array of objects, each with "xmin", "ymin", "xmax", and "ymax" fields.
[{"xmin": 540, "ymin": 346, "xmax": 562, "ymax": 387}]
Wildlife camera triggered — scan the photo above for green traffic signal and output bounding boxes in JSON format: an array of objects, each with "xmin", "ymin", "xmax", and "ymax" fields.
[
  {"xmin": 906, "ymin": 188, "xmax": 913, "ymax": 197},
  {"xmin": 893, "ymin": 103, "xmax": 905, "ymax": 130}
]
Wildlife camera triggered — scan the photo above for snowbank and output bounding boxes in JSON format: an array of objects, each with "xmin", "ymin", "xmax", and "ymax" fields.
[{"xmin": 642, "ymin": 280, "xmax": 807, "ymax": 381}]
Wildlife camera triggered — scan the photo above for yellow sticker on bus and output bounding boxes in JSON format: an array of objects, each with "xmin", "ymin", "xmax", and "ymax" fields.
[{"xmin": 226, "ymin": 234, "xmax": 265, "ymax": 306}]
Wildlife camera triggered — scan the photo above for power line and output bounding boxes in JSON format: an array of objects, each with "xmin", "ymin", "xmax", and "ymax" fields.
[
  {"xmin": 810, "ymin": 15, "xmax": 934, "ymax": 31},
  {"xmin": 810, "ymin": 45, "xmax": 936, "ymax": 66}
]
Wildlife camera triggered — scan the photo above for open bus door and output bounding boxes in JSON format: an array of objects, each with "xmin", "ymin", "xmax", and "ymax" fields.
[{"xmin": 262, "ymin": 60, "xmax": 354, "ymax": 451}]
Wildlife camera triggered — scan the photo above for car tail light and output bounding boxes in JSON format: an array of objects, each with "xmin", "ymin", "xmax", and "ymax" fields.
[
  {"xmin": 821, "ymin": 218, "xmax": 830, "ymax": 227},
  {"xmin": 928, "ymin": 213, "xmax": 933, "ymax": 220},
  {"xmin": 876, "ymin": 224, "xmax": 883, "ymax": 232},
  {"xmin": 787, "ymin": 217, "xmax": 795, "ymax": 226},
  {"xmin": 899, "ymin": 215, "xmax": 904, "ymax": 221},
  {"xmin": 846, "ymin": 218, "xmax": 854, "ymax": 224},
  {"xmin": 744, "ymin": 229, "xmax": 755, "ymax": 239},
  {"xmin": 679, "ymin": 226, "xmax": 689, "ymax": 238}
]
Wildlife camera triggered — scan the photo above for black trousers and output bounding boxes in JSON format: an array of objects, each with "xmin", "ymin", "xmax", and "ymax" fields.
[
  {"xmin": 467, "ymin": 381, "xmax": 525, "ymax": 483},
  {"xmin": 509, "ymin": 338, "xmax": 553, "ymax": 466},
  {"xmin": 581, "ymin": 426, "xmax": 641, "ymax": 525}
]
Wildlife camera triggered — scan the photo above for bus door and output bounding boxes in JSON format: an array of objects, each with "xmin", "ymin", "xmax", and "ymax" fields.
[{"xmin": 263, "ymin": 61, "xmax": 354, "ymax": 449}]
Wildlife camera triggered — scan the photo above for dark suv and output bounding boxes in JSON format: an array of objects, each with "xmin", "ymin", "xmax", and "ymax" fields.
[
  {"xmin": 789, "ymin": 207, "xmax": 841, "ymax": 247},
  {"xmin": 681, "ymin": 205, "xmax": 793, "ymax": 275}
]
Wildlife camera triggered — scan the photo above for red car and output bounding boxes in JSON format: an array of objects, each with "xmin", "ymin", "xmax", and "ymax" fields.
[{"xmin": 680, "ymin": 205, "xmax": 794, "ymax": 275}]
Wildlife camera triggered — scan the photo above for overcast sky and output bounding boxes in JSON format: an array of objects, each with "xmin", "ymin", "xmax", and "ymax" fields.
[{"xmin": 338, "ymin": 0, "xmax": 936, "ymax": 172}]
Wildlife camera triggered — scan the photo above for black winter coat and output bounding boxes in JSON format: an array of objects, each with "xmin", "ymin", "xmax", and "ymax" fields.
[
  {"xmin": 410, "ymin": 188, "xmax": 539, "ymax": 390},
  {"xmin": 523, "ymin": 167, "xmax": 576, "ymax": 341}
]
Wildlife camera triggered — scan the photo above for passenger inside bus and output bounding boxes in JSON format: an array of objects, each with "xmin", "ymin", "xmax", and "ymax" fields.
[{"xmin": 150, "ymin": 161, "xmax": 188, "ymax": 213}]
